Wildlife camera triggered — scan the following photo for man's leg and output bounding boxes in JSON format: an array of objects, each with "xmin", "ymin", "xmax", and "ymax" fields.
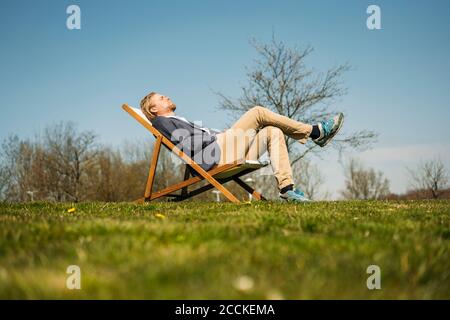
[
  {"xmin": 216, "ymin": 106, "xmax": 312, "ymax": 165},
  {"xmin": 245, "ymin": 126, "xmax": 293, "ymax": 190},
  {"xmin": 245, "ymin": 127, "xmax": 310, "ymax": 201},
  {"xmin": 215, "ymin": 122, "xmax": 310, "ymax": 201},
  {"xmin": 231, "ymin": 106, "xmax": 313, "ymax": 144}
]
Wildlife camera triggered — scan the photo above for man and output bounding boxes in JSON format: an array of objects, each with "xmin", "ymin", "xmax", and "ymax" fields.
[{"xmin": 140, "ymin": 92, "xmax": 344, "ymax": 202}]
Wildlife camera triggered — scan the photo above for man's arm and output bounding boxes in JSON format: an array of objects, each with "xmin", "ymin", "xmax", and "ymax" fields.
[
  {"xmin": 151, "ymin": 116, "xmax": 220, "ymax": 172},
  {"xmin": 152, "ymin": 116, "xmax": 213, "ymax": 155}
]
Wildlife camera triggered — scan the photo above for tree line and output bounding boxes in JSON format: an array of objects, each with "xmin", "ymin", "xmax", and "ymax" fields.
[
  {"xmin": 0, "ymin": 121, "xmax": 448, "ymax": 202},
  {"xmin": 0, "ymin": 122, "xmax": 182, "ymax": 202}
]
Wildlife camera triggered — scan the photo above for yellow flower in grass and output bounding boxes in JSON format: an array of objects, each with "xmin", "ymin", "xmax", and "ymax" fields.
[
  {"xmin": 67, "ymin": 207, "xmax": 76, "ymax": 213},
  {"xmin": 155, "ymin": 213, "xmax": 166, "ymax": 219}
]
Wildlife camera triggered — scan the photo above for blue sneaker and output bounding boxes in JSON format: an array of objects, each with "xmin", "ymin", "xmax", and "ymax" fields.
[
  {"xmin": 280, "ymin": 188, "xmax": 311, "ymax": 202},
  {"xmin": 313, "ymin": 113, "xmax": 344, "ymax": 147}
]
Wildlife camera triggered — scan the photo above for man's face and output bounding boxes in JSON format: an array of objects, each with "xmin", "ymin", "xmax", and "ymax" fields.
[{"xmin": 149, "ymin": 93, "xmax": 177, "ymax": 116}]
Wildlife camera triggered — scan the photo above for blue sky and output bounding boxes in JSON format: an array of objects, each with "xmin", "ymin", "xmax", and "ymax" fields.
[{"xmin": 1, "ymin": 0, "xmax": 449, "ymax": 197}]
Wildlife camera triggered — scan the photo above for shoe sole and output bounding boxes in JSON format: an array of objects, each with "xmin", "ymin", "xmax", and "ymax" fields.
[
  {"xmin": 279, "ymin": 195, "xmax": 311, "ymax": 202},
  {"xmin": 317, "ymin": 113, "xmax": 344, "ymax": 147}
]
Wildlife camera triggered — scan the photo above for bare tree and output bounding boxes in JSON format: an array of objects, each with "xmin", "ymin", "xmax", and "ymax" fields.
[
  {"xmin": 247, "ymin": 169, "xmax": 279, "ymax": 200},
  {"xmin": 43, "ymin": 122, "xmax": 98, "ymax": 202},
  {"xmin": 293, "ymin": 159, "xmax": 328, "ymax": 200},
  {"xmin": 0, "ymin": 135, "xmax": 22, "ymax": 201},
  {"xmin": 407, "ymin": 158, "xmax": 449, "ymax": 199},
  {"xmin": 0, "ymin": 167, "xmax": 7, "ymax": 200},
  {"xmin": 0, "ymin": 130, "xmax": 187, "ymax": 203},
  {"xmin": 215, "ymin": 35, "xmax": 377, "ymax": 164},
  {"xmin": 341, "ymin": 158, "xmax": 390, "ymax": 200},
  {"xmin": 0, "ymin": 135, "xmax": 49, "ymax": 202}
]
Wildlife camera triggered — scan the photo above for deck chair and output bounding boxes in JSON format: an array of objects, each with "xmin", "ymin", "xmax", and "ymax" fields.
[{"xmin": 122, "ymin": 104, "xmax": 269, "ymax": 203}]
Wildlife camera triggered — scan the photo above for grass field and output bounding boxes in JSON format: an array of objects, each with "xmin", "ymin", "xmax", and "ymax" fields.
[{"xmin": 0, "ymin": 200, "xmax": 449, "ymax": 299}]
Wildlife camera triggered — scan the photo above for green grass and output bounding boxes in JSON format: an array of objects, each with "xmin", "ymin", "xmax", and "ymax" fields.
[{"xmin": 0, "ymin": 200, "xmax": 449, "ymax": 299}]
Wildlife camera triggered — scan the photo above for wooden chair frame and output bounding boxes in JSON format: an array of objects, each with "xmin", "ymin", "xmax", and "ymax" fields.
[{"xmin": 122, "ymin": 104, "xmax": 267, "ymax": 203}]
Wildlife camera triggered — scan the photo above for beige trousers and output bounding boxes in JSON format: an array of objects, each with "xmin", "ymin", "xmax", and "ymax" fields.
[{"xmin": 215, "ymin": 106, "xmax": 312, "ymax": 190}]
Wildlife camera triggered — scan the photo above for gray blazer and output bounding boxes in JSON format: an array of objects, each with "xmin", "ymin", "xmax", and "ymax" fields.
[{"xmin": 151, "ymin": 116, "xmax": 221, "ymax": 174}]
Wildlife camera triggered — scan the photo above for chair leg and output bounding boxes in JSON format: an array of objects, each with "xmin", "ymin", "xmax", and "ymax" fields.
[
  {"xmin": 181, "ymin": 165, "xmax": 190, "ymax": 197},
  {"xmin": 144, "ymin": 136, "xmax": 162, "ymax": 199},
  {"xmin": 149, "ymin": 163, "xmax": 240, "ymax": 202},
  {"xmin": 210, "ymin": 181, "xmax": 240, "ymax": 203},
  {"xmin": 233, "ymin": 177, "xmax": 266, "ymax": 201},
  {"xmin": 134, "ymin": 197, "xmax": 146, "ymax": 204}
]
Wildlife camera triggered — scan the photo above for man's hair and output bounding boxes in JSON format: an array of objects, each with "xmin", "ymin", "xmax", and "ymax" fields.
[{"xmin": 140, "ymin": 92, "xmax": 157, "ymax": 121}]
